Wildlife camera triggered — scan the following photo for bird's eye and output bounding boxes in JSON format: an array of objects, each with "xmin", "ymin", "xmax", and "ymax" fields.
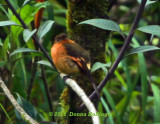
[{"xmin": 56, "ymin": 38, "xmax": 60, "ymax": 41}]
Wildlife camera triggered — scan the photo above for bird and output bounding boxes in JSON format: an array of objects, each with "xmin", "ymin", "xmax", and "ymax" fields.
[{"xmin": 51, "ymin": 33, "xmax": 100, "ymax": 98}]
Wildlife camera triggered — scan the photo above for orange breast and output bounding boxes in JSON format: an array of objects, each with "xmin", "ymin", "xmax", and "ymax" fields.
[
  {"xmin": 51, "ymin": 39, "xmax": 75, "ymax": 63},
  {"xmin": 51, "ymin": 42, "xmax": 67, "ymax": 64}
]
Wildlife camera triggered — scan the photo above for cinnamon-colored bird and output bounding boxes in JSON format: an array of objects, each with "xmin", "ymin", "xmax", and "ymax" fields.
[{"xmin": 51, "ymin": 33, "xmax": 100, "ymax": 98}]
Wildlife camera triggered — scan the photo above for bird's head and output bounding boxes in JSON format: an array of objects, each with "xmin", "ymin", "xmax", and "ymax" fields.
[{"xmin": 54, "ymin": 33, "xmax": 67, "ymax": 43}]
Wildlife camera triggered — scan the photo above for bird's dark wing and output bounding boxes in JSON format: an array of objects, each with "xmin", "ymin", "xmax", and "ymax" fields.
[
  {"xmin": 64, "ymin": 43, "xmax": 100, "ymax": 98},
  {"xmin": 63, "ymin": 43, "xmax": 90, "ymax": 63}
]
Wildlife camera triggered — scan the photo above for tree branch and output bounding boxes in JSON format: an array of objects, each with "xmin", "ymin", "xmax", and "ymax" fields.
[
  {"xmin": 79, "ymin": 0, "xmax": 147, "ymax": 110},
  {"xmin": 0, "ymin": 77, "xmax": 39, "ymax": 124},
  {"xmin": 40, "ymin": 65, "xmax": 56, "ymax": 122},
  {"xmin": 60, "ymin": 74, "xmax": 100, "ymax": 124},
  {"xmin": 27, "ymin": 57, "xmax": 38, "ymax": 100}
]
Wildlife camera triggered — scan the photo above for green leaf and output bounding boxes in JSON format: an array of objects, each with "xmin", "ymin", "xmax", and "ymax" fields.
[
  {"xmin": 114, "ymin": 70, "xmax": 127, "ymax": 89},
  {"xmin": 15, "ymin": 94, "xmax": 38, "ymax": 121},
  {"xmin": 10, "ymin": 5, "xmax": 36, "ymax": 49},
  {"xmin": 0, "ymin": 61, "xmax": 7, "ymax": 68},
  {"xmin": 126, "ymin": 45, "xmax": 160, "ymax": 56},
  {"xmin": 98, "ymin": 102, "xmax": 104, "ymax": 123},
  {"xmin": 10, "ymin": 48, "xmax": 40, "ymax": 56},
  {"xmin": 9, "ymin": 0, "xmax": 19, "ymax": 10},
  {"xmin": 47, "ymin": 5, "xmax": 54, "ymax": 20},
  {"xmin": 0, "ymin": 103, "xmax": 12, "ymax": 123},
  {"xmin": 23, "ymin": 29, "xmax": 37, "ymax": 42},
  {"xmin": 0, "ymin": 38, "xmax": 3, "ymax": 46},
  {"xmin": 151, "ymin": 84, "xmax": 160, "ymax": 123},
  {"xmin": 32, "ymin": 1, "xmax": 51, "ymax": 15},
  {"xmin": 138, "ymin": 25, "xmax": 160, "ymax": 37},
  {"xmin": 132, "ymin": 37, "xmax": 148, "ymax": 122},
  {"xmin": 0, "ymin": 4, "xmax": 9, "ymax": 19},
  {"xmin": 137, "ymin": 0, "xmax": 156, "ymax": 6},
  {"xmin": 20, "ymin": 59, "xmax": 27, "ymax": 88},
  {"xmin": 150, "ymin": 76, "xmax": 160, "ymax": 84},
  {"xmin": 54, "ymin": 16, "xmax": 66, "ymax": 26},
  {"xmin": 79, "ymin": 19, "xmax": 122, "ymax": 34},
  {"xmin": 22, "ymin": 0, "xmax": 30, "ymax": 7},
  {"xmin": 37, "ymin": 60, "xmax": 53, "ymax": 68},
  {"xmin": 0, "ymin": 21, "xmax": 19, "ymax": 26},
  {"xmin": 150, "ymin": 34, "xmax": 154, "ymax": 43},
  {"xmin": 34, "ymin": 1, "xmax": 51, "ymax": 8},
  {"xmin": 91, "ymin": 62, "xmax": 111, "ymax": 74},
  {"xmin": 37, "ymin": 20, "xmax": 54, "ymax": 40},
  {"xmin": 129, "ymin": 111, "xmax": 140, "ymax": 124},
  {"xmin": 1, "ymin": 36, "xmax": 10, "ymax": 60},
  {"xmin": 100, "ymin": 97, "xmax": 114, "ymax": 124},
  {"xmin": 102, "ymin": 88, "xmax": 121, "ymax": 123}
]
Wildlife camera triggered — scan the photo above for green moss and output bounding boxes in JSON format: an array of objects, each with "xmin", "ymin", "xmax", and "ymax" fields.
[
  {"xmin": 57, "ymin": 87, "xmax": 70, "ymax": 124},
  {"xmin": 67, "ymin": 0, "xmax": 108, "ymax": 36}
]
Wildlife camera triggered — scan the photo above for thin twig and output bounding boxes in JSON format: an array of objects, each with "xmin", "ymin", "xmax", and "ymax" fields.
[
  {"xmin": 27, "ymin": 57, "xmax": 38, "ymax": 100},
  {"xmin": 40, "ymin": 65, "xmax": 56, "ymax": 122},
  {"xmin": 60, "ymin": 74, "xmax": 100, "ymax": 124},
  {"xmin": 5, "ymin": 0, "xmax": 56, "ymax": 69},
  {"xmin": 79, "ymin": 0, "xmax": 147, "ymax": 110},
  {"xmin": 0, "ymin": 77, "xmax": 39, "ymax": 124}
]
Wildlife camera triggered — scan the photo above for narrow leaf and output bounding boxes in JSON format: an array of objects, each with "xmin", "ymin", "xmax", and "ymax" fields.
[
  {"xmin": 10, "ymin": 48, "xmax": 40, "ymax": 56},
  {"xmin": 23, "ymin": 29, "xmax": 37, "ymax": 42},
  {"xmin": 32, "ymin": 1, "xmax": 51, "ymax": 15},
  {"xmin": 126, "ymin": 45, "xmax": 160, "ymax": 56},
  {"xmin": 150, "ymin": 34, "xmax": 154, "ymax": 43},
  {"xmin": 101, "ymin": 97, "xmax": 114, "ymax": 124},
  {"xmin": 137, "ymin": 0, "xmax": 156, "ymax": 6},
  {"xmin": 132, "ymin": 37, "xmax": 148, "ymax": 122},
  {"xmin": 0, "ymin": 4, "xmax": 9, "ymax": 18},
  {"xmin": 22, "ymin": 0, "xmax": 30, "ymax": 7},
  {"xmin": 151, "ymin": 84, "xmax": 160, "ymax": 123},
  {"xmin": 0, "ymin": 38, "xmax": 3, "ymax": 46},
  {"xmin": 138, "ymin": 25, "xmax": 160, "ymax": 37},
  {"xmin": 91, "ymin": 62, "xmax": 111, "ymax": 74},
  {"xmin": 79, "ymin": 19, "xmax": 122, "ymax": 34},
  {"xmin": 0, "ymin": 103, "xmax": 12, "ymax": 123},
  {"xmin": 9, "ymin": 0, "xmax": 19, "ymax": 10},
  {"xmin": 102, "ymin": 88, "xmax": 121, "ymax": 123},
  {"xmin": 0, "ymin": 21, "xmax": 19, "ymax": 26},
  {"xmin": 15, "ymin": 94, "xmax": 38, "ymax": 120},
  {"xmin": 37, "ymin": 60, "xmax": 53, "ymax": 68},
  {"xmin": 0, "ymin": 61, "xmax": 7, "ymax": 67},
  {"xmin": 37, "ymin": 20, "xmax": 54, "ymax": 40},
  {"xmin": 34, "ymin": 1, "xmax": 50, "ymax": 8}
]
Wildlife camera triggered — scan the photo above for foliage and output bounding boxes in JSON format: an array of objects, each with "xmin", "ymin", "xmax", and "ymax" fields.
[{"xmin": 0, "ymin": 0, "xmax": 160, "ymax": 124}]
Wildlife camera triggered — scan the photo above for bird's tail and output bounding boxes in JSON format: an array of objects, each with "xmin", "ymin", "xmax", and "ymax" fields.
[{"xmin": 79, "ymin": 58, "xmax": 100, "ymax": 99}]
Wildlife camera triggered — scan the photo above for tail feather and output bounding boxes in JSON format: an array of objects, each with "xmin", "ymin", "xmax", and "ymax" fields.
[
  {"xmin": 69, "ymin": 56, "xmax": 100, "ymax": 99},
  {"xmin": 79, "ymin": 58, "xmax": 100, "ymax": 99}
]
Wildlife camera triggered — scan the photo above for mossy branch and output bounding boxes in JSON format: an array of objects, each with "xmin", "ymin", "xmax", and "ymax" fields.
[{"xmin": 60, "ymin": 74, "xmax": 100, "ymax": 124}]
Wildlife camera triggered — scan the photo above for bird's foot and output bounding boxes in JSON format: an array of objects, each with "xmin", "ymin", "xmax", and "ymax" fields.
[{"xmin": 63, "ymin": 75, "xmax": 71, "ymax": 81}]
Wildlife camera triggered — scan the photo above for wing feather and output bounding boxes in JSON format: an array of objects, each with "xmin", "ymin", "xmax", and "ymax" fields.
[{"xmin": 63, "ymin": 43, "xmax": 90, "ymax": 63}]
